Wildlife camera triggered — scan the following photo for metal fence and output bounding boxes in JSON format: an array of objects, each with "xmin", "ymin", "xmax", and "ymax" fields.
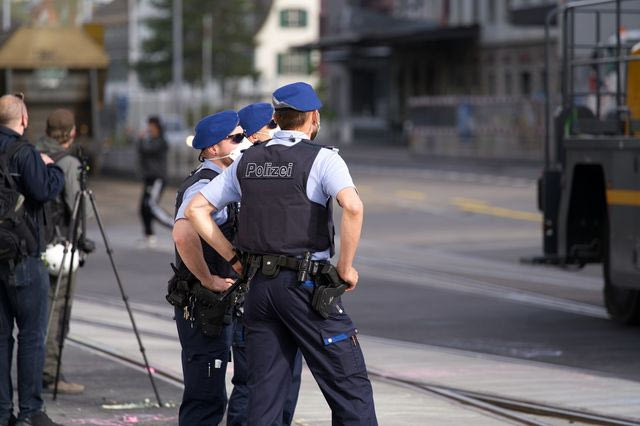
[{"xmin": 405, "ymin": 96, "xmax": 547, "ymax": 161}]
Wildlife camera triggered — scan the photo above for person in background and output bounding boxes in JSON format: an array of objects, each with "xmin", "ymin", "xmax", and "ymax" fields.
[
  {"xmin": 35, "ymin": 109, "xmax": 86, "ymax": 395},
  {"xmin": 137, "ymin": 116, "xmax": 173, "ymax": 247}
]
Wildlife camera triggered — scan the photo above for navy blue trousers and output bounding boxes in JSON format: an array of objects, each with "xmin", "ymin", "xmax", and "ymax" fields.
[
  {"xmin": 244, "ymin": 270, "xmax": 377, "ymax": 426},
  {"xmin": 0, "ymin": 256, "xmax": 49, "ymax": 423},
  {"xmin": 227, "ymin": 316, "xmax": 302, "ymax": 425},
  {"xmin": 175, "ymin": 306, "xmax": 233, "ymax": 426}
]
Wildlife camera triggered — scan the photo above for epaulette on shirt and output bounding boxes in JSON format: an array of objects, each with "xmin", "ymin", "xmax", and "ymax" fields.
[{"xmin": 321, "ymin": 145, "xmax": 339, "ymax": 153}]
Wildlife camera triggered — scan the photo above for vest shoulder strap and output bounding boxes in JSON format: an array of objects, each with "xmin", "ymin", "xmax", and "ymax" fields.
[{"xmin": 193, "ymin": 167, "xmax": 219, "ymax": 181}]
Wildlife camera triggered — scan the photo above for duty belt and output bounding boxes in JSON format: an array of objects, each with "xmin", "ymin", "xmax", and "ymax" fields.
[
  {"xmin": 244, "ymin": 251, "xmax": 325, "ymax": 281},
  {"xmin": 242, "ymin": 251, "xmax": 348, "ymax": 319}
]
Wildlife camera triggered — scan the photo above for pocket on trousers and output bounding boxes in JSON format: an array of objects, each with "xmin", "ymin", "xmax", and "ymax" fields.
[
  {"xmin": 183, "ymin": 353, "xmax": 227, "ymax": 399},
  {"xmin": 11, "ymin": 258, "xmax": 34, "ymax": 288},
  {"xmin": 319, "ymin": 327, "xmax": 366, "ymax": 377}
]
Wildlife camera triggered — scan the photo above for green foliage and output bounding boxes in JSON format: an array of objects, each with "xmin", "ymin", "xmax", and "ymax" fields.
[{"xmin": 137, "ymin": 0, "xmax": 264, "ymax": 88}]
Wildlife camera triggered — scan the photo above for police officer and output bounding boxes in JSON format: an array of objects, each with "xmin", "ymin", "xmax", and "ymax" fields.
[
  {"xmin": 186, "ymin": 83, "xmax": 378, "ymax": 425},
  {"xmin": 226, "ymin": 103, "xmax": 302, "ymax": 426},
  {"xmin": 238, "ymin": 102, "xmax": 279, "ymax": 144},
  {"xmin": 172, "ymin": 110, "xmax": 251, "ymax": 426}
]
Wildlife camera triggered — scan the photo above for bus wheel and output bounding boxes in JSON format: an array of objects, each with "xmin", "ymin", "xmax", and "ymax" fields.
[{"xmin": 604, "ymin": 258, "xmax": 640, "ymax": 325}]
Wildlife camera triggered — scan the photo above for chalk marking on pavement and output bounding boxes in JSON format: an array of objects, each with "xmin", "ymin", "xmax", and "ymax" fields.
[{"xmin": 452, "ymin": 197, "xmax": 541, "ymax": 223}]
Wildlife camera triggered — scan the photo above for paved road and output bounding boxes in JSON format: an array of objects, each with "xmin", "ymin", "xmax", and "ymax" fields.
[{"xmin": 73, "ymin": 165, "xmax": 640, "ymax": 385}]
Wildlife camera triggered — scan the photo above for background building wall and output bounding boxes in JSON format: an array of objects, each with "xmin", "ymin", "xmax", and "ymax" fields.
[{"xmin": 253, "ymin": 0, "xmax": 320, "ymax": 100}]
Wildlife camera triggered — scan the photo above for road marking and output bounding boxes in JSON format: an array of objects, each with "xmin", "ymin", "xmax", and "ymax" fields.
[
  {"xmin": 451, "ymin": 197, "xmax": 541, "ymax": 223},
  {"xmin": 357, "ymin": 185, "xmax": 373, "ymax": 194},
  {"xmin": 395, "ymin": 190, "xmax": 426, "ymax": 201}
]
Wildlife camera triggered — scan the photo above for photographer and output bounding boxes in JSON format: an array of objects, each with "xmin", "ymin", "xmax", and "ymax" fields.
[
  {"xmin": 0, "ymin": 94, "xmax": 64, "ymax": 426},
  {"xmin": 35, "ymin": 109, "xmax": 85, "ymax": 395}
]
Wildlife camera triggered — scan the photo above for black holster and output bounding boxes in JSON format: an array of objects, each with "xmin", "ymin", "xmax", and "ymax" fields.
[
  {"xmin": 166, "ymin": 263, "xmax": 195, "ymax": 308},
  {"xmin": 193, "ymin": 287, "xmax": 233, "ymax": 337},
  {"xmin": 166, "ymin": 263, "xmax": 234, "ymax": 337},
  {"xmin": 311, "ymin": 263, "xmax": 348, "ymax": 319}
]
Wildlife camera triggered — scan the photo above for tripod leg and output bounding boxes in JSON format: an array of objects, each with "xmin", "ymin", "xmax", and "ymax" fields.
[
  {"xmin": 52, "ymin": 191, "xmax": 83, "ymax": 400},
  {"xmin": 45, "ymin": 190, "xmax": 82, "ymax": 342},
  {"xmin": 86, "ymin": 189, "xmax": 163, "ymax": 407}
]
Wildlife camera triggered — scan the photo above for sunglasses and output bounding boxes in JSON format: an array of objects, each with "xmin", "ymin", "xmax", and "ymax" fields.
[
  {"xmin": 267, "ymin": 119, "xmax": 278, "ymax": 129},
  {"xmin": 12, "ymin": 92, "xmax": 24, "ymax": 101},
  {"xmin": 226, "ymin": 132, "xmax": 246, "ymax": 143}
]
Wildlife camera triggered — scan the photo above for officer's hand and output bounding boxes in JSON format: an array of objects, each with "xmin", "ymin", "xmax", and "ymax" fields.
[
  {"xmin": 231, "ymin": 260, "xmax": 244, "ymax": 277},
  {"xmin": 41, "ymin": 153, "xmax": 54, "ymax": 165},
  {"xmin": 337, "ymin": 266, "xmax": 358, "ymax": 292},
  {"xmin": 203, "ymin": 275, "xmax": 234, "ymax": 292}
]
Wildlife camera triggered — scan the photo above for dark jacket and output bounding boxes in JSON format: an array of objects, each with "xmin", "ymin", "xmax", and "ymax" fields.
[
  {"xmin": 0, "ymin": 126, "xmax": 65, "ymax": 254},
  {"xmin": 35, "ymin": 135, "xmax": 81, "ymax": 214},
  {"xmin": 137, "ymin": 136, "xmax": 168, "ymax": 179}
]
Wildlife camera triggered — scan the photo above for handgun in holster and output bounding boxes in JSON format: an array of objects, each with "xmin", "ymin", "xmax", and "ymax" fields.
[
  {"xmin": 311, "ymin": 263, "xmax": 348, "ymax": 319},
  {"xmin": 166, "ymin": 263, "xmax": 195, "ymax": 308},
  {"xmin": 192, "ymin": 269, "xmax": 254, "ymax": 337},
  {"xmin": 192, "ymin": 284, "xmax": 233, "ymax": 337}
]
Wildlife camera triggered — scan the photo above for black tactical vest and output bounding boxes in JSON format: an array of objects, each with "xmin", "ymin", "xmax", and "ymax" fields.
[
  {"xmin": 235, "ymin": 140, "xmax": 335, "ymax": 257},
  {"xmin": 174, "ymin": 167, "xmax": 238, "ymax": 278}
]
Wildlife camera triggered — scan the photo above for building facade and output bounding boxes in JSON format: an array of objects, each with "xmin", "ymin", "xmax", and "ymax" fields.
[
  {"xmin": 249, "ymin": 0, "xmax": 321, "ymax": 100},
  {"xmin": 315, "ymin": 0, "xmax": 559, "ymax": 157}
]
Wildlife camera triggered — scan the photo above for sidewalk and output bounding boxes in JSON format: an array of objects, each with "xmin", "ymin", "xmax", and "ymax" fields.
[{"xmin": 38, "ymin": 296, "xmax": 640, "ymax": 425}]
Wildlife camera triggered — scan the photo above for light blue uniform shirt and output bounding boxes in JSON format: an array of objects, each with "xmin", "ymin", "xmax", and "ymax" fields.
[
  {"xmin": 175, "ymin": 159, "xmax": 229, "ymax": 226},
  {"xmin": 199, "ymin": 130, "xmax": 356, "ymax": 260}
]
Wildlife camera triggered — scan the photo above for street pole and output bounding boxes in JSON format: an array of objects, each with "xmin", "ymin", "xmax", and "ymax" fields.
[
  {"xmin": 3, "ymin": 0, "xmax": 10, "ymax": 32},
  {"xmin": 172, "ymin": 0, "xmax": 183, "ymax": 117},
  {"xmin": 127, "ymin": 0, "xmax": 138, "ymax": 128},
  {"xmin": 202, "ymin": 13, "xmax": 213, "ymax": 92}
]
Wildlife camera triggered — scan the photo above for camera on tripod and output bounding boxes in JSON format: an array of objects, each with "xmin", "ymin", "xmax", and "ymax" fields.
[{"xmin": 42, "ymin": 149, "xmax": 95, "ymax": 276}]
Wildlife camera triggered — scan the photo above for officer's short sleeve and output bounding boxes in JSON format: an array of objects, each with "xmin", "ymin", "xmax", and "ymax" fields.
[
  {"xmin": 176, "ymin": 179, "xmax": 228, "ymax": 225},
  {"xmin": 318, "ymin": 151, "xmax": 355, "ymax": 198},
  {"xmin": 199, "ymin": 159, "xmax": 242, "ymax": 210}
]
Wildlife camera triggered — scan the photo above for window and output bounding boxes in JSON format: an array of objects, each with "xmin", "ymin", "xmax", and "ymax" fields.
[
  {"xmin": 280, "ymin": 9, "xmax": 307, "ymax": 27},
  {"xmin": 505, "ymin": 71, "xmax": 512, "ymax": 95},
  {"xmin": 488, "ymin": 0, "xmax": 496, "ymax": 23},
  {"xmin": 277, "ymin": 52, "xmax": 311, "ymax": 75},
  {"xmin": 520, "ymin": 71, "xmax": 531, "ymax": 96},
  {"xmin": 487, "ymin": 71, "xmax": 496, "ymax": 95}
]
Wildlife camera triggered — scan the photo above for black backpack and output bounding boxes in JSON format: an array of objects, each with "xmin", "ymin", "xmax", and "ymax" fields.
[
  {"xmin": 42, "ymin": 151, "xmax": 71, "ymax": 245},
  {"xmin": 0, "ymin": 141, "xmax": 37, "ymax": 263}
]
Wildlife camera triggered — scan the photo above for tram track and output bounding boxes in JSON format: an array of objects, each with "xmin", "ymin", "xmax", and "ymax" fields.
[
  {"xmin": 367, "ymin": 369, "xmax": 640, "ymax": 426},
  {"xmin": 67, "ymin": 331, "xmax": 640, "ymax": 426},
  {"xmin": 355, "ymin": 253, "xmax": 608, "ymax": 319}
]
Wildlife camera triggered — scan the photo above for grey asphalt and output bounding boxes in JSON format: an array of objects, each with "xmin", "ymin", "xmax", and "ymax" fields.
[{"xmin": 34, "ymin": 157, "xmax": 640, "ymax": 424}]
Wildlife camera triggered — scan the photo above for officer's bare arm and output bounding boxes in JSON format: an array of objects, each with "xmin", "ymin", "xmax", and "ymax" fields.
[
  {"xmin": 185, "ymin": 193, "xmax": 243, "ymax": 275},
  {"xmin": 172, "ymin": 219, "xmax": 232, "ymax": 292},
  {"xmin": 335, "ymin": 187, "xmax": 364, "ymax": 291}
]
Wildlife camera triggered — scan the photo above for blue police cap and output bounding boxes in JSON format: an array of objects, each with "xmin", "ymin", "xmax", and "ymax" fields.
[
  {"xmin": 238, "ymin": 103, "xmax": 274, "ymax": 137},
  {"xmin": 192, "ymin": 110, "xmax": 239, "ymax": 149},
  {"xmin": 272, "ymin": 82, "xmax": 322, "ymax": 112}
]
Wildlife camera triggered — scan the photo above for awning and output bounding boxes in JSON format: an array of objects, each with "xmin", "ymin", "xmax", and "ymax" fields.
[
  {"xmin": 298, "ymin": 24, "xmax": 480, "ymax": 50},
  {"xmin": 0, "ymin": 26, "xmax": 109, "ymax": 69}
]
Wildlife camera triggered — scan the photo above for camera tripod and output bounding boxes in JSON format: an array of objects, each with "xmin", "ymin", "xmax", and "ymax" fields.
[{"xmin": 46, "ymin": 152, "xmax": 163, "ymax": 405}]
